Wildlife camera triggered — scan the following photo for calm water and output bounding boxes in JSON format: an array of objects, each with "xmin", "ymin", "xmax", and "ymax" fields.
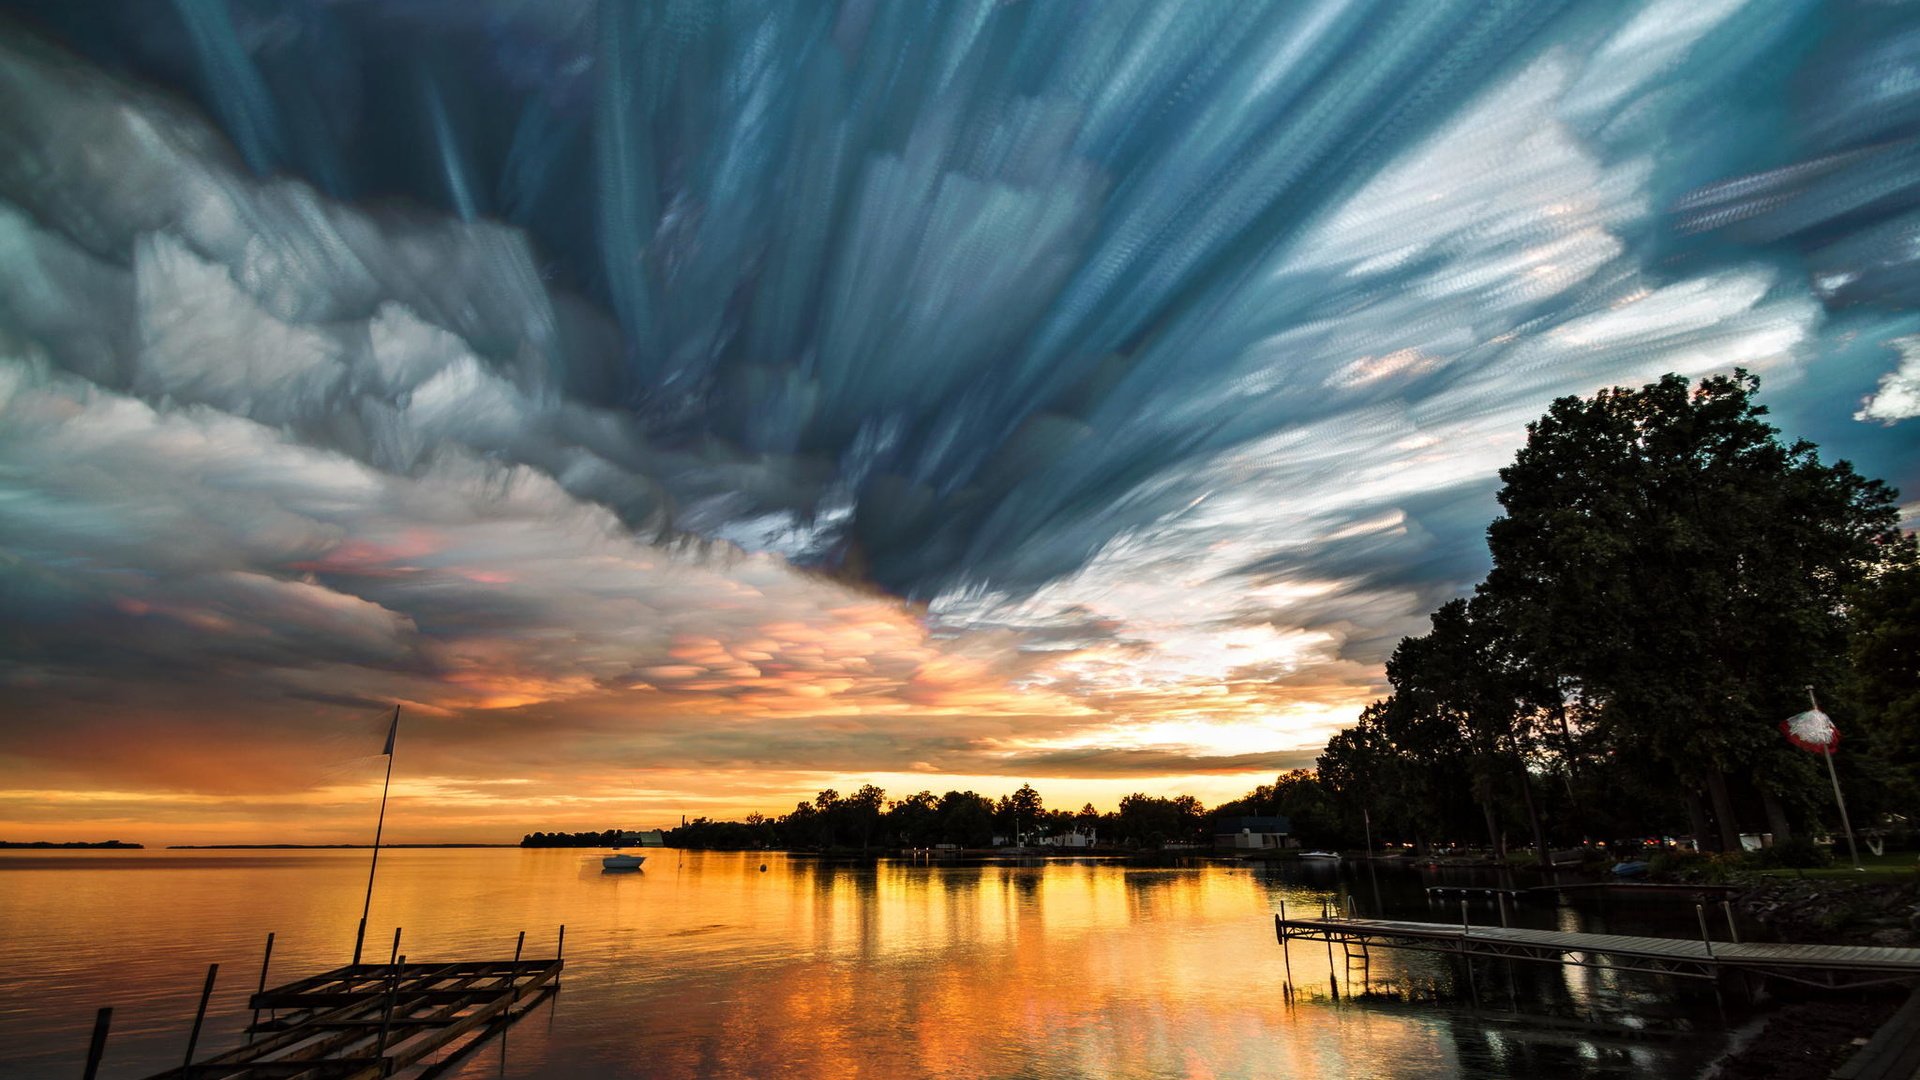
[{"xmin": 0, "ymin": 850, "xmax": 1733, "ymax": 1079}]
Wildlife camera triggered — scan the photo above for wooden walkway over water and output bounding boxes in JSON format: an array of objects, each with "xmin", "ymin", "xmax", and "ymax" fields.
[
  {"xmin": 136, "ymin": 957, "xmax": 560, "ymax": 1080},
  {"xmin": 1275, "ymin": 912, "xmax": 1920, "ymax": 990}
]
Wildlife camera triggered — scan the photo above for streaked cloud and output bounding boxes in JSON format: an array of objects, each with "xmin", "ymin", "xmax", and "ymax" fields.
[{"xmin": 0, "ymin": 4, "xmax": 1915, "ymax": 840}]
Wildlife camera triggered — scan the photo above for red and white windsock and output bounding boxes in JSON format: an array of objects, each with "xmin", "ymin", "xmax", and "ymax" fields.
[{"xmin": 1781, "ymin": 709, "xmax": 1840, "ymax": 753}]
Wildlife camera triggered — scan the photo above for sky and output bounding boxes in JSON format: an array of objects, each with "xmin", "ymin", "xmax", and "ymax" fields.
[{"xmin": 1, "ymin": 0, "xmax": 1917, "ymax": 843}]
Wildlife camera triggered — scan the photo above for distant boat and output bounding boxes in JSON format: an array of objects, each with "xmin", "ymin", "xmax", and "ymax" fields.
[
  {"xmin": 602, "ymin": 852, "xmax": 646, "ymax": 871},
  {"xmin": 1610, "ymin": 859, "xmax": 1649, "ymax": 877},
  {"xmin": 1298, "ymin": 851, "xmax": 1341, "ymax": 861}
]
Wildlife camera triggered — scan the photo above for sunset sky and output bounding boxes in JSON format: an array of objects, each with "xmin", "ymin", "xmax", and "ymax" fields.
[{"xmin": 2, "ymin": 1, "xmax": 1917, "ymax": 843}]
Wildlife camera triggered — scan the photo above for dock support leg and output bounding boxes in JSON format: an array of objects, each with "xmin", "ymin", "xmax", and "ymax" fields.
[
  {"xmin": 182, "ymin": 963, "xmax": 218, "ymax": 1080},
  {"xmin": 511, "ymin": 931, "xmax": 526, "ymax": 1003},
  {"xmin": 1325, "ymin": 929, "xmax": 1339, "ymax": 1001},
  {"xmin": 375, "ymin": 954, "xmax": 403, "ymax": 1069},
  {"xmin": 82, "ymin": 1007, "xmax": 111, "ymax": 1080},
  {"xmin": 249, "ymin": 932, "xmax": 274, "ymax": 1040},
  {"xmin": 557, "ymin": 924, "xmax": 566, "ymax": 988},
  {"xmin": 1277, "ymin": 904, "xmax": 1293, "ymax": 1002}
]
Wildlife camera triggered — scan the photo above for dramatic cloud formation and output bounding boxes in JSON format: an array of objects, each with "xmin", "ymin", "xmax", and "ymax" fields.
[{"xmin": 0, "ymin": 2, "xmax": 1915, "ymax": 840}]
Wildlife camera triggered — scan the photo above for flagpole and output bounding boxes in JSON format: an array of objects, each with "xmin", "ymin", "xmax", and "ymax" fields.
[
  {"xmin": 1807, "ymin": 688, "xmax": 1863, "ymax": 872},
  {"xmin": 352, "ymin": 705, "xmax": 400, "ymax": 965}
]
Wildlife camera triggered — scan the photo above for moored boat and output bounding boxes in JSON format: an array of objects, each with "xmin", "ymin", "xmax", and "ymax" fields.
[
  {"xmin": 1297, "ymin": 850, "xmax": 1341, "ymax": 861},
  {"xmin": 602, "ymin": 852, "xmax": 646, "ymax": 870}
]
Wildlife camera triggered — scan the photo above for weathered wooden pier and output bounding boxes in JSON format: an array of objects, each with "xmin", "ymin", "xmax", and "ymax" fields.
[
  {"xmin": 100, "ymin": 928, "xmax": 565, "ymax": 1080},
  {"xmin": 1275, "ymin": 909, "xmax": 1920, "ymax": 991}
]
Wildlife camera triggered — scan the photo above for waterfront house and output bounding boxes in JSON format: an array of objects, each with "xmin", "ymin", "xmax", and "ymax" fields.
[{"xmin": 1212, "ymin": 815, "xmax": 1292, "ymax": 851}]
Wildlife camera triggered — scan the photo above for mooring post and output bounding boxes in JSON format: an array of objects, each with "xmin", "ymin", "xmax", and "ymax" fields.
[
  {"xmin": 1460, "ymin": 898, "xmax": 1470, "ymax": 933},
  {"xmin": 1325, "ymin": 925, "xmax": 1339, "ymax": 1001},
  {"xmin": 1497, "ymin": 892, "xmax": 1510, "ymax": 929},
  {"xmin": 82, "ymin": 1007, "xmax": 111, "ymax": 1080},
  {"xmin": 1721, "ymin": 900, "xmax": 1739, "ymax": 944},
  {"xmin": 249, "ymin": 932, "xmax": 275, "ymax": 1040},
  {"xmin": 1277, "ymin": 903, "xmax": 1293, "ymax": 1001},
  {"xmin": 557, "ymin": 924, "xmax": 566, "ymax": 988},
  {"xmin": 1696, "ymin": 904, "xmax": 1715, "ymax": 959},
  {"xmin": 182, "ymin": 963, "xmax": 218, "ymax": 1080},
  {"xmin": 375, "ymin": 954, "xmax": 403, "ymax": 1064},
  {"xmin": 511, "ymin": 930, "xmax": 526, "ymax": 1003},
  {"xmin": 389, "ymin": 926, "xmax": 403, "ymax": 967}
]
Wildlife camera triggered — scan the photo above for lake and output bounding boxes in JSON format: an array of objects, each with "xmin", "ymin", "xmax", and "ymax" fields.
[{"xmin": 0, "ymin": 849, "xmax": 1734, "ymax": 1078}]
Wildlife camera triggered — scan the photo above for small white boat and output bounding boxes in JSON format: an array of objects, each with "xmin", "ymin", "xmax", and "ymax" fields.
[
  {"xmin": 601, "ymin": 852, "xmax": 646, "ymax": 870},
  {"xmin": 1297, "ymin": 851, "xmax": 1342, "ymax": 861}
]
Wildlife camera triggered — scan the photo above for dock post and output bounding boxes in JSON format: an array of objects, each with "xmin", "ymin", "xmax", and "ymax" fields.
[
  {"xmin": 389, "ymin": 926, "xmax": 403, "ymax": 967},
  {"xmin": 82, "ymin": 1007, "xmax": 111, "ymax": 1080},
  {"xmin": 1325, "ymin": 927, "xmax": 1339, "ymax": 1001},
  {"xmin": 1497, "ymin": 892, "xmax": 1510, "ymax": 929},
  {"xmin": 1721, "ymin": 900, "xmax": 1739, "ymax": 943},
  {"xmin": 1460, "ymin": 898, "xmax": 1470, "ymax": 932},
  {"xmin": 1696, "ymin": 904, "xmax": 1715, "ymax": 959},
  {"xmin": 1277, "ymin": 903, "xmax": 1293, "ymax": 1001},
  {"xmin": 182, "ymin": 963, "xmax": 218, "ymax": 1080},
  {"xmin": 511, "ymin": 930, "xmax": 526, "ymax": 1003},
  {"xmin": 375, "ymin": 954, "xmax": 403, "ymax": 1065},
  {"xmin": 557, "ymin": 924, "xmax": 566, "ymax": 988},
  {"xmin": 249, "ymin": 932, "xmax": 275, "ymax": 1040}
]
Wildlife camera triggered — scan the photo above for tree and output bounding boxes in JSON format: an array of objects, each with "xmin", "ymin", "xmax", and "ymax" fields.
[
  {"xmin": 847, "ymin": 784, "xmax": 886, "ymax": 851},
  {"xmin": 885, "ymin": 791, "xmax": 940, "ymax": 847},
  {"xmin": 1114, "ymin": 793, "xmax": 1205, "ymax": 847},
  {"xmin": 1382, "ymin": 598, "xmax": 1557, "ymax": 865},
  {"xmin": 997, "ymin": 783, "xmax": 1044, "ymax": 842},
  {"xmin": 936, "ymin": 790, "xmax": 996, "ymax": 847},
  {"xmin": 1847, "ymin": 558, "xmax": 1920, "ymax": 805},
  {"xmin": 1479, "ymin": 371, "xmax": 1905, "ymax": 849}
]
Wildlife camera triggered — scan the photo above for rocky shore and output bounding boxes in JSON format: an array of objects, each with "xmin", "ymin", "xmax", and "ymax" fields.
[
  {"xmin": 1734, "ymin": 879, "xmax": 1920, "ymax": 947},
  {"xmin": 1703, "ymin": 879, "xmax": 1920, "ymax": 1080}
]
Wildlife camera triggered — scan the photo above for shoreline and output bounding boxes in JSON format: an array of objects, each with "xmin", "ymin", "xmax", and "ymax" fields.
[
  {"xmin": 0, "ymin": 841, "xmax": 143, "ymax": 849},
  {"xmin": 165, "ymin": 843, "xmax": 519, "ymax": 849}
]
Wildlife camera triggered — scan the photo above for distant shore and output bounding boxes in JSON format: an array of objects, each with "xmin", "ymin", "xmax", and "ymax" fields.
[
  {"xmin": 0, "ymin": 840, "xmax": 143, "ymax": 849},
  {"xmin": 167, "ymin": 843, "xmax": 518, "ymax": 849}
]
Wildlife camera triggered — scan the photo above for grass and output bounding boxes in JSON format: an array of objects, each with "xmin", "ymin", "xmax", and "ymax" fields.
[{"xmin": 1752, "ymin": 849, "xmax": 1920, "ymax": 879}]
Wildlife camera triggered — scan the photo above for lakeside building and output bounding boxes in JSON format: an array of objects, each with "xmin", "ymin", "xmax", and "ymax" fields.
[{"xmin": 1213, "ymin": 816, "xmax": 1293, "ymax": 851}]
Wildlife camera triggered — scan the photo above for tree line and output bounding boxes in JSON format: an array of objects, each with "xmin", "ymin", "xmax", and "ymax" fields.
[
  {"xmin": 518, "ymin": 771, "xmax": 1344, "ymax": 853},
  {"xmin": 665, "ymin": 784, "xmax": 1224, "ymax": 852}
]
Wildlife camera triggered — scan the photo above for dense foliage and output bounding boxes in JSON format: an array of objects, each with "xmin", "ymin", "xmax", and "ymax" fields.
[
  {"xmin": 663, "ymin": 784, "xmax": 1215, "ymax": 852},
  {"xmin": 1316, "ymin": 372, "xmax": 1914, "ymax": 859}
]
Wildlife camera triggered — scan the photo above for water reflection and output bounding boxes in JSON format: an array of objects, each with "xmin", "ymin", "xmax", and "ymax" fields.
[{"xmin": 0, "ymin": 851, "xmax": 1729, "ymax": 1079}]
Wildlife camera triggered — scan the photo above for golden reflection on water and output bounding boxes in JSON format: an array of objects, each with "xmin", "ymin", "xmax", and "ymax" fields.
[{"xmin": 0, "ymin": 850, "xmax": 1713, "ymax": 1079}]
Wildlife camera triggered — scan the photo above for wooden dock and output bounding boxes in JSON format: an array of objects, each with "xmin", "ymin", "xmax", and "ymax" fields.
[
  {"xmin": 138, "ymin": 958, "xmax": 560, "ymax": 1080},
  {"xmin": 1275, "ymin": 913, "xmax": 1920, "ymax": 990}
]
